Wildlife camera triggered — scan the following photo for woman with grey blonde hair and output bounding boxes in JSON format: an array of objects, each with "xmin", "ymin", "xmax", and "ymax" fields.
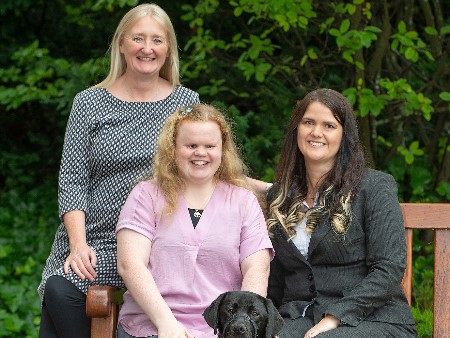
[
  {"xmin": 38, "ymin": 3, "xmax": 199, "ymax": 337},
  {"xmin": 116, "ymin": 104, "xmax": 273, "ymax": 337},
  {"xmin": 95, "ymin": 3, "xmax": 180, "ymax": 88}
]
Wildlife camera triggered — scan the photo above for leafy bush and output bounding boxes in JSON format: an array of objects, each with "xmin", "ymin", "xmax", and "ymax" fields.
[{"xmin": 0, "ymin": 181, "xmax": 58, "ymax": 337}]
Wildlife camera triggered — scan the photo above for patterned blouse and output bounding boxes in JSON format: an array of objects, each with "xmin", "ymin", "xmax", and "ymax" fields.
[{"xmin": 38, "ymin": 86, "xmax": 200, "ymax": 299}]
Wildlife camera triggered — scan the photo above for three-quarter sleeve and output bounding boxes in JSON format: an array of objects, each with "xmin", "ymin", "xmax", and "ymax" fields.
[{"xmin": 58, "ymin": 92, "xmax": 92, "ymax": 219}]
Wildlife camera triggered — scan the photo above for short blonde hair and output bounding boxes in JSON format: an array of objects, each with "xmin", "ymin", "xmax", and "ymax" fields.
[
  {"xmin": 152, "ymin": 104, "xmax": 249, "ymax": 214},
  {"xmin": 94, "ymin": 3, "xmax": 180, "ymax": 88}
]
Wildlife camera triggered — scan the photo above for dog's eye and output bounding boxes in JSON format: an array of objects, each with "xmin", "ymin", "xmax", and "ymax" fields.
[
  {"xmin": 250, "ymin": 310, "xmax": 259, "ymax": 317},
  {"xmin": 227, "ymin": 308, "xmax": 235, "ymax": 314}
]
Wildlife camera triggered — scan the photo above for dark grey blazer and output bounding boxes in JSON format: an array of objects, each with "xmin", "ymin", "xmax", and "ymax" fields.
[{"xmin": 268, "ymin": 169, "xmax": 416, "ymax": 327}]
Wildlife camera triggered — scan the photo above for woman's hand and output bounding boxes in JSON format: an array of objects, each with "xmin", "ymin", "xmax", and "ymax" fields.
[
  {"xmin": 64, "ymin": 243, "xmax": 97, "ymax": 281},
  {"xmin": 157, "ymin": 319, "xmax": 194, "ymax": 338},
  {"xmin": 304, "ymin": 315, "xmax": 340, "ymax": 338}
]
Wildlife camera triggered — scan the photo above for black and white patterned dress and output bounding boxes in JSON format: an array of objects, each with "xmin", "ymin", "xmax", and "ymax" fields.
[{"xmin": 38, "ymin": 86, "xmax": 200, "ymax": 300}]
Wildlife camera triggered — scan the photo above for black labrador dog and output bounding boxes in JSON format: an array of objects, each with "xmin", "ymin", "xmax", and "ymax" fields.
[{"xmin": 203, "ymin": 291, "xmax": 284, "ymax": 338}]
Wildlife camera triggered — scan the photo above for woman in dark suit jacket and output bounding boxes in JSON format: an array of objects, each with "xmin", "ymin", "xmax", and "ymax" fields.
[{"xmin": 266, "ymin": 88, "xmax": 418, "ymax": 337}]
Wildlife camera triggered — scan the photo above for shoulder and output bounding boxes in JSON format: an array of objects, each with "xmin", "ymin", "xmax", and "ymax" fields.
[
  {"xmin": 354, "ymin": 169, "xmax": 399, "ymax": 209},
  {"xmin": 361, "ymin": 168, "xmax": 397, "ymax": 190},
  {"xmin": 172, "ymin": 85, "xmax": 199, "ymax": 101},
  {"xmin": 73, "ymin": 87, "xmax": 106, "ymax": 102},
  {"xmin": 71, "ymin": 88, "xmax": 111, "ymax": 113},
  {"xmin": 131, "ymin": 179, "xmax": 160, "ymax": 196},
  {"xmin": 217, "ymin": 181, "xmax": 257, "ymax": 206},
  {"xmin": 68, "ymin": 88, "xmax": 109, "ymax": 121},
  {"xmin": 218, "ymin": 181, "xmax": 256, "ymax": 199}
]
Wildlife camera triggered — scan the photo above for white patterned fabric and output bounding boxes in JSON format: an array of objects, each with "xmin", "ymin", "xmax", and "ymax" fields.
[{"xmin": 38, "ymin": 86, "xmax": 199, "ymax": 300}]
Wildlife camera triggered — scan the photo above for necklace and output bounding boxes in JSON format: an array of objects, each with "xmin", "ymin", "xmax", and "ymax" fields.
[
  {"xmin": 184, "ymin": 183, "xmax": 216, "ymax": 218},
  {"xmin": 125, "ymin": 78, "xmax": 160, "ymax": 102},
  {"xmin": 306, "ymin": 176, "xmax": 318, "ymax": 202}
]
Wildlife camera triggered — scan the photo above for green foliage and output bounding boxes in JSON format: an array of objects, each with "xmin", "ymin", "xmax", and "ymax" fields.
[
  {"xmin": 410, "ymin": 234, "xmax": 434, "ymax": 338},
  {"xmin": 0, "ymin": 183, "xmax": 58, "ymax": 337},
  {"xmin": 0, "ymin": 40, "xmax": 106, "ymax": 112},
  {"xmin": 411, "ymin": 307, "xmax": 433, "ymax": 338}
]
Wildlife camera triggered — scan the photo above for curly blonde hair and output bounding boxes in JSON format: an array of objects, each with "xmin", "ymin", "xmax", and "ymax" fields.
[{"xmin": 152, "ymin": 104, "xmax": 249, "ymax": 214}]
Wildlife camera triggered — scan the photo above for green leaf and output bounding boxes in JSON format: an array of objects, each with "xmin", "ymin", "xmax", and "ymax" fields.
[
  {"xmin": 439, "ymin": 92, "xmax": 450, "ymax": 101},
  {"xmin": 0, "ymin": 244, "xmax": 12, "ymax": 258},
  {"xmin": 440, "ymin": 25, "xmax": 450, "ymax": 35},
  {"xmin": 405, "ymin": 31, "xmax": 418, "ymax": 39},
  {"xmin": 436, "ymin": 181, "xmax": 450, "ymax": 200},
  {"xmin": 365, "ymin": 26, "xmax": 382, "ymax": 33},
  {"xmin": 340, "ymin": 19, "xmax": 350, "ymax": 34},
  {"xmin": 343, "ymin": 88, "xmax": 357, "ymax": 105},
  {"xmin": 405, "ymin": 47, "xmax": 419, "ymax": 61},
  {"xmin": 423, "ymin": 50, "xmax": 435, "ymax": 61},
  {"xmin": 355, "ymin": 61, "xmax": 365, "ymax": 70},
  {"xmin": 329, "ymin": 28, "xmax": 341, "ymax": 37},
  {"xmin": 342, "ymin": 50, "xmax": 354, "ymax": 63},
  {"xmin": 300, "ymin": 55, "xmax": 308, "ymax": 66},
  {"xmin": 409, "ymin": 141, "xmax": 424, "ymax": 156},
  {"xmin": 424, "ymin": 26, "xmax": 438, "ymax": 35},
  {"xmin": 347, "ymin": 4, "xmax": 356, "ymax": 15},
  {"xmin": 398, "ymin": 21, "xmax": 407, "ymax": 34},
  {"xmin": 307, "ymin": 48, "xmax": 318, "ymax": 59}
]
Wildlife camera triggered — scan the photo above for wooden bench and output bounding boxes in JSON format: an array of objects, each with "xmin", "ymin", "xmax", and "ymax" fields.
[{"xmin": 86, "ymin": 203, "xmax": 450, "ymax": 338}]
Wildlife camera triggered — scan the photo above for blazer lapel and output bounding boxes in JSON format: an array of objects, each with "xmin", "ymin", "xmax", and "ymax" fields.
[
  {"xmin": 307, "ymin": 216, "xmax": 331, "ymax": 257},
  {"xmin": 276, "ymin": 227, "xmax": 310, "ymax": 265}
]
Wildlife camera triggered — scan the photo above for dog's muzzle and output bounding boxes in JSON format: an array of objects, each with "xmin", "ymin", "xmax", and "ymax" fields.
[{"xmin": 221, "ymin": 312, "xmax": 258, "ymax": 338}]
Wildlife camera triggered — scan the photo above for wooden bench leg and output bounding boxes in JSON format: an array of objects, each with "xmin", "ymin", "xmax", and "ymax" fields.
[{"xmin": 86, "ymin": 286, "xmax": 119, "ymax": 338}]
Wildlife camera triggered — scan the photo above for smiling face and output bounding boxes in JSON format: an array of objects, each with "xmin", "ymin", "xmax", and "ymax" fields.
[
  {"xmin": 119, "ymin": 15, "xmax": 169, "ymax": 76},
  {"xmin": 297, "ymin": 101, "xmax": 343, "ymax": 169},
  {"xmin": 175, "ymin": 121, "xmax": 223, "ymax": 186}
]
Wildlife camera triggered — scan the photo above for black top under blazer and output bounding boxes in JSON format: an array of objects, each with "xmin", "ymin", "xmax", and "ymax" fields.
[{"xmin": 267, "ymin": 169, "xmax": 416, "ymax": 327}]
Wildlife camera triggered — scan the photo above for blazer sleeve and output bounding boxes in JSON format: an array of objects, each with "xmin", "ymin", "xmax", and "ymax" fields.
[
  {"xmin": 268, "ymin": 252, "xmax": 286, "ymax": 309},
  {"xmin": 324, "ymin": 172, "xmax": 407, "ymax": 326}
]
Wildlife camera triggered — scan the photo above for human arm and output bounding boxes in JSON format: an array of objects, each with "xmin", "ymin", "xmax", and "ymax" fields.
[
  {"xmin": 63, "ymin": 210, "xmax": 97, "ymax": 281},
  {"xmin": 58, "ymin": 92, "xmax": 93, "ymax": 279},
  {"xmin": 117, "ymin": 228, "xmax": 193, "ymax": 338},
  {"xmin": 246, "ymin": 176, "xmax": 272, "ymax": 195},
  {"xmin": 321, "ymin": 172, "xmax": 407, "ymax": 327},
  {"xmin": 240, "ymin": 249, "xmax": 271, "ymax": 297},
  {"xmin": 238, "ymin": 187, "xmax": 274, "ymax": 296}
]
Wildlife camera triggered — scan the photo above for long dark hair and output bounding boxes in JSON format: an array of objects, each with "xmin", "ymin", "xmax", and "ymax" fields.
[{"xmin": 267, "ymin": 88, "xmax": 366, "ymax": 238}]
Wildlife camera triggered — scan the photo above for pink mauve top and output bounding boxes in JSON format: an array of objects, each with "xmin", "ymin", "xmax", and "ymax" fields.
[{"xmin": 115, "ymin": 180, "xmax": 274, "ymax": 338}]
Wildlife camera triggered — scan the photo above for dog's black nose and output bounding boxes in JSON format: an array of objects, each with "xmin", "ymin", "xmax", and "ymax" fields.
[{"xmin": 231, "ymin": 322, "xmax": 248, "ymax": 334}]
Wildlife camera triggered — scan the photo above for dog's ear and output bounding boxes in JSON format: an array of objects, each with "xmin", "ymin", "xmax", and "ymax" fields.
[
  {"xmin": 264, "ymin": 297, "xmax": 284, "ymax": 338},
  {"xmin": 203, "ymin": 292, "xmax": 229, "ymax": 334}
]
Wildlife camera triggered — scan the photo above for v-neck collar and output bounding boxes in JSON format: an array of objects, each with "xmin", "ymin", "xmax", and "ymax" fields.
[{"xmin": 178, "ymin": 182, "xmax": 220, "ymax": 244}]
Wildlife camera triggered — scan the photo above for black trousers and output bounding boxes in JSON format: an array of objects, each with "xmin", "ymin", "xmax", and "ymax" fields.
[
  {"xmin": 279, "ymin": 317, "xmax": 418, "ymax": 338},
  {"xmin": 39, "ymin": 275, "xmax": 90, "ymax": 338}
]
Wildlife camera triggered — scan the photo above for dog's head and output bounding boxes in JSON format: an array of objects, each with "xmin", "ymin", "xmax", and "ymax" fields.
[{"xmin": 203, "ymin": 291, "xmax": 284, "ymax": 338}]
